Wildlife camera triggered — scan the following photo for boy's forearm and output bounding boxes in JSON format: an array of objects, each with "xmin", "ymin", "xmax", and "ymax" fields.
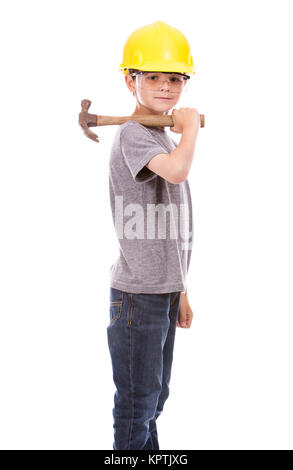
[{"xmin": 170, "ymin": 127, "xmax": 199, "ymax": 181}]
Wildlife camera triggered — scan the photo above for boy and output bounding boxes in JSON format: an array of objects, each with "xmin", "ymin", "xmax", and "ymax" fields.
[{"xmin": 107, "ymin": 21, "xmax": 200, "ymax": 450}]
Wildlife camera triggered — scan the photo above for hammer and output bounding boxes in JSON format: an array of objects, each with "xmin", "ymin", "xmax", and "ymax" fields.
[{"xmin": 79, "ymin": 99, "xmax": 205, "ymax": 143}]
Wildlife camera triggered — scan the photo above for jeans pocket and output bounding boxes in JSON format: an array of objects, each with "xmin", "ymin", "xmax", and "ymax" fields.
[
  {"xmin": 109, "ymin": 302, "xmax": 122, "ymax": 324},
  {"xmin": 109, "ymin": 288, "xmax": 123, "ymax": 325}
]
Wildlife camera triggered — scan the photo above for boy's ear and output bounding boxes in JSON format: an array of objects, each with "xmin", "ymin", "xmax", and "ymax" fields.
[{"xmin": 125, "ymin": 74, "xmax": 136, "ymax": 95}]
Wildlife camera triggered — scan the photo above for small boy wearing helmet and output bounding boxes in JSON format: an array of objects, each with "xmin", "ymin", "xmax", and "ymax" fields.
[{"xmin": 107, "ymin": 21, "xmax": 201, "ymax": 450}]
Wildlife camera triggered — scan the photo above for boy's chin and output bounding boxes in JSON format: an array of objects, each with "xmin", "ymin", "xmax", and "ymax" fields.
[{"xmin": 148, "ymin": 100, "xmax": 174, "ymax": 113}]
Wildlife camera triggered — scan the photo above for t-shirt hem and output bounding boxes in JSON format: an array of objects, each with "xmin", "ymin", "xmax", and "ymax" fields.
[
  {"xmin": 132, "ymin": 150, "xmax": 165, "ymax": 183},
  {"xmin": 110, "ymin": 278, "xmax": 186, "ymax": 294}
]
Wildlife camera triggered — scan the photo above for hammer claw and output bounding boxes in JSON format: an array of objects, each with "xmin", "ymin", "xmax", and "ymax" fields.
[
  {"xmin": 84, "ymin": 128, "xmax": 99, "ymax": 142},
  {"xmin": 79, "ymin": 99, "xmax": 99, "ymax": 143}
]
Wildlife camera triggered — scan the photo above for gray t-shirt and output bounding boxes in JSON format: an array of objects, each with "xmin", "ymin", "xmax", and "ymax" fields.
[{"xmin": 108, "ymin": 120, "xmax": 193, "ymax": 294}]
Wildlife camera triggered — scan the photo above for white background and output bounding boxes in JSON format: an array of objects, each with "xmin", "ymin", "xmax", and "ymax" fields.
[{"xmin": 0, "ymin": 0, "xmax": 292, "ymax": 450}]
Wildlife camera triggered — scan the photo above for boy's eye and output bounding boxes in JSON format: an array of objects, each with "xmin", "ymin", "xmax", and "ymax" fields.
[{"xmin": 147, "ymin": 75, "xmax": 181, "ymax": 81}]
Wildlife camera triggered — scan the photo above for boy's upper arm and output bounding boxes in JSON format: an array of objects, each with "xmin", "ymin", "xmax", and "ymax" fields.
[
  {"xmin": 120, "ymin": 123, "xmax": 181, "ymax": 184},
  {"xmin": 145, "ymin": 153, "xmax": 182, "ymax": 184}
]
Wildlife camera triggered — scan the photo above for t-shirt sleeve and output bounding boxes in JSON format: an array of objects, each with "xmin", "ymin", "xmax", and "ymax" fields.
[
  {"xmin": 120, "ymin": 123, "xmax": 167, "ymax": 183},
  {"xmin": 170, "ymin": 137, "xmax": 178, "ymax": 148}
]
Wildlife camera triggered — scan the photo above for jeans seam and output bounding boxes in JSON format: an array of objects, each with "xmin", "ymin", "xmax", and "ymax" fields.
[
  {"xmin": 127, "ymin": 292, "xmax": 133, "ymax": 326},
  {"xmin": 127, "ymin": 293, "xmax": 135, "ymax": 449},
  {"xmin": 170, "ymin": 292, "xmax": 179, "ymax": 308},
  {"xmin": 169, "ymin": 292, "xmax": 180, "ymax": 320}
]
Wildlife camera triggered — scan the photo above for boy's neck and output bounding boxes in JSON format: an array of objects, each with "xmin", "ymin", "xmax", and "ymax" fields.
[{"xmin": 131, "ymin": 110, "xmax": 169, "ymax": 116}]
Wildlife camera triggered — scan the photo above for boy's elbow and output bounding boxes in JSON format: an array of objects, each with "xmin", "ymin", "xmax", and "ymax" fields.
[
  {"xmin": 168, "ymin": 154, "xmax": 188, "ymax": 184},
  {"xmin": 171, "ymin": 165, "xmax": 188, "ymax": 184}
]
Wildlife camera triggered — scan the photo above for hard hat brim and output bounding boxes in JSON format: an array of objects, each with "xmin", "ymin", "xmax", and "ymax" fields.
[{"xmin": 119, "ymin": 62, "xmax": 196, "ymax": 75}]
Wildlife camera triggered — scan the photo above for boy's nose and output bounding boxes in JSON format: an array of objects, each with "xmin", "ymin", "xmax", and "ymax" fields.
[{"xmin": 160, "ymin": 80, "xmax": 170, "ymax": 89}]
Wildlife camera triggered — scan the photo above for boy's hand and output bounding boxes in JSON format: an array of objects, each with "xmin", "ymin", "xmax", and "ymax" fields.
[
  {"xmin": 170, "ymin": 107, "xmax": 200, "ymax": 135},
  {"xmin": 177, "ymin": 291, "xmax": 194, "ymax": 328}
]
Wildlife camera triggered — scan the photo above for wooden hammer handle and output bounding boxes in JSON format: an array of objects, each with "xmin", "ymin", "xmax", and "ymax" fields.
[{"xmin": 96, "ymin": 113, "xmax": 205, "ymax": 128}]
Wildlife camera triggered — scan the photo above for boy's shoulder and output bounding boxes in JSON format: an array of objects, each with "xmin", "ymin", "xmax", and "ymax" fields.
[
  {"xmin": 111, "ymin": 120, "xmax": 137, "ymax": 143},
  {"xmin": 111, "ymin": 121, "xmax": 144, "ymax": 153},
  {"xmin": 115, "ymin": 119, "xmax": 177, "ymax": 149},
  {"xmin": 114, "ymin": 120, "xmax": 154, "ymax": 144},
  {"xmin": 118, "ymin": 120, "xmax": 170, "ymax": 138},
  {"xmin": 119, "ymin": 120, "xmax": 146, "ymax": 134}
]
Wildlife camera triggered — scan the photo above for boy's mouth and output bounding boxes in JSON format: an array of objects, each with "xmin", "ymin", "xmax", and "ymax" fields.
[{"xmin": 155, "ymin": 97, "xmax": 172, "ymax": 100}]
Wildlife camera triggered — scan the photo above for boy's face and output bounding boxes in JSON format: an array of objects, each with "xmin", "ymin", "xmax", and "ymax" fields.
[{"xmin": 125, "ymin": 72, "xmax": 187, "ymax": 115}]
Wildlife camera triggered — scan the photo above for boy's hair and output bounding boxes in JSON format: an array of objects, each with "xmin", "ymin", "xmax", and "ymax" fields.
[{"xmin": 127, "ymin": 68, "xmax": 139, "ymax": 80}]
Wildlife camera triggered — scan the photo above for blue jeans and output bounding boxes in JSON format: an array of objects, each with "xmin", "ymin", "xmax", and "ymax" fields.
[{"xmin": 107, "ymin": 287, "xmax": 181, "ymax": 450}]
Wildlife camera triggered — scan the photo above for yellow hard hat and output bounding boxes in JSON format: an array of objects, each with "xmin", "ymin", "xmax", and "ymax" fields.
[{"xmin": 119, "ymin": 21, "xmax": 196, "ymax": 76}]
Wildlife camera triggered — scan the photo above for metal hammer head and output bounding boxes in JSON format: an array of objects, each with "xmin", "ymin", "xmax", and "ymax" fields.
[{"xmin": 78, "ymin": 99, "xmax": 99, "ymax": 143}]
